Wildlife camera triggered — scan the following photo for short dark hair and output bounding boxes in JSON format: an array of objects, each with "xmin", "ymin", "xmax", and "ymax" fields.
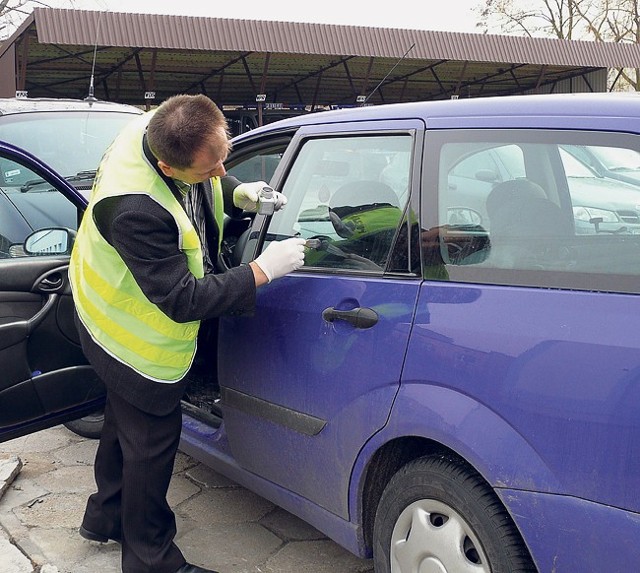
[{"xmin": 147, "ymin": 94, "xmax": 231, "ymax": 170}]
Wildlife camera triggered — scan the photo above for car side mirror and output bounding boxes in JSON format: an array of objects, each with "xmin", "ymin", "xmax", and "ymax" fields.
[
  {"xmin": 475, "ymin": 169, "xmax": 500, "ymax": 183},
  {"xmin": 24, "ymin": 228, "xmax": 74, "ymax": 255}
]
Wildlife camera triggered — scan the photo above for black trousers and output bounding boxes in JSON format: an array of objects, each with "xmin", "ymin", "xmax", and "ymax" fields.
[{"xmin": 82, "ymin": 390, "xmax": 186, "ymax": 573}]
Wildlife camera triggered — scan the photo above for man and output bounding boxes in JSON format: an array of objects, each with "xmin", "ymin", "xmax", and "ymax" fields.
[{"xmin": 69, "ymin": 94, "xmax": 305, "ymax": 573}]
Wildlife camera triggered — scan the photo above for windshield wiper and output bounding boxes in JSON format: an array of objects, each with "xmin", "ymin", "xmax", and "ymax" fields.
[
  {"xmin": 65, "ymin": 170, "xmax": 97, "ymax": 182},
  {"xmin": 20, "ymin": 170, "xmax": 97, "ymax": 192},
  {"xmin": 20, "ymin": 178, "xmax": 49, "ymax": 192}
]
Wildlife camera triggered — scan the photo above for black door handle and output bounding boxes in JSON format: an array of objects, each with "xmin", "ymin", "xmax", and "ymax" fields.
[
  {"xmin": 39, "ymin": 275, "xmax": 63, "ymax": 291},
  {"xmin": 322, "ymin": 307, "xmax": 378, "ymax": 329}
]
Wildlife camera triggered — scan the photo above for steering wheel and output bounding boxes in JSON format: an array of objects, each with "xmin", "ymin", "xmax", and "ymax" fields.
[
  {"xmin": 218, "ymin": 216, "xmax": 252, "ymax": 272},
  {"xmin": 306, "ymin": 234, "xmax": 382, "ymax": 271},
  {"xmin": 328, "ymin": 210, "xmax": 356, "ymax": 238}
]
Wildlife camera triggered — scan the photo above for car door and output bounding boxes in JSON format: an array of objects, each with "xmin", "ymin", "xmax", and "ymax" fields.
[
  {"xmin": 0, "ymin": 141, "xmax": 104, "ymax": 443},
  {"xmin": 220, "ymin": 120, "xmax": 424, "ymax": 519}
]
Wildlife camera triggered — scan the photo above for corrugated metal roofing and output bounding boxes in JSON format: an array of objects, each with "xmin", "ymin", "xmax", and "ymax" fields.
[
  {"xmin": 31, "ymin": 8, "xmax": 640, "ymax": 67},
  {"xmin": 0, "ymin": 7, "xmax": 633, "ymax": 110}
]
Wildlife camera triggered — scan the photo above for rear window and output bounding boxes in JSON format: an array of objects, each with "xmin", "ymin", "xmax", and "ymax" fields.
[{"xmin": 423, "ymin": 129, "xmax": 640, "ymax": 294}]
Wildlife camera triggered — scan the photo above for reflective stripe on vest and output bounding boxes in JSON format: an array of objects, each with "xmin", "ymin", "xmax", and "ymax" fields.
[{"xmin": 70, "ymin": 111, "xmax": 219, "ymax": 382}]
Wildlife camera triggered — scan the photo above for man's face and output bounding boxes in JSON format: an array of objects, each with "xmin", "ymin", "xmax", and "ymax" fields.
[
  {"xmin": 168, "ymin": 150, "xmax": 227, "ymax": 184},
  {"xmin": 158, "ymin": 127, "xmax": 229, "ymax": 184}
]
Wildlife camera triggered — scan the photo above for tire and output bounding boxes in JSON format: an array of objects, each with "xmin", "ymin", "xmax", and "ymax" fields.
[
  {"xmin": 63, "ymin": 409, "xmax": 104, "ymax": 439},
  {"xmin": 373, "ymin": 454, "xmax": 537, "ymax": 573}
]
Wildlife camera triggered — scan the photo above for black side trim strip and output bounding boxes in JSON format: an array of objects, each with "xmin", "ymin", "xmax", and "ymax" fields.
[{"xmin": 221, "ymin": 386, "xmax": 326, "ymax": 436}]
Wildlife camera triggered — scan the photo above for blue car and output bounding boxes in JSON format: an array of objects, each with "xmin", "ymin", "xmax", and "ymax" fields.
[{"xmin": 3, "ymin": 92, "xmax": 640, "ymax": 573}]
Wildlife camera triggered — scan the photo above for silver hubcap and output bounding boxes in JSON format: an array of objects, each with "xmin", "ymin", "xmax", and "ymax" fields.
[{"xmin": 390, "ymin": 499, "xmax": 489, "ymax": 573}]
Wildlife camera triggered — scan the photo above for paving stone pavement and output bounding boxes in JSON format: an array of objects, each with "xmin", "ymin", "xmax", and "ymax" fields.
[{"xmin": 0, "ymin": 426, "xmax": 375, "ymax": 573}]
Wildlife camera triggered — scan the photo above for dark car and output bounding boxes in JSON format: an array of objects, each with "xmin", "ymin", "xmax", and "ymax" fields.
[
  {"xmin": 0, "ymin": 96, "xmax": 142, "ymax": 256},
  {"xmin": 0, "ymin": 96, "xmax": 142, "ymax": 436},
  {"xmin": 3, "ymin": 92, "xmax": 640, "ymax": 573}
]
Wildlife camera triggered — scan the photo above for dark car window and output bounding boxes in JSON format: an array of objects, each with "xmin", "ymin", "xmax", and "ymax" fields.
[
  {"xmin": 227, "ymin": 150, "xmax": 283, "ymax": 183},
  {"xmin": 424, "ymin": 129, "xmax": 640, "ymax": 294},
  {"xmin": 0, "ymin": 101, "xmax": 141, "ymax": 255},
  {"xmin": 0, "ymin": 156, "xmax": 79, "ymax": 258},
  {"xmin": 268, "ymin": 134, "xmax": 413, "ymax": 272}
]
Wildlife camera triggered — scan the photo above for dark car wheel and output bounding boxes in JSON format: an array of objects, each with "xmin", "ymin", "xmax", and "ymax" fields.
[
  {"xmin": 63, "ymin": 409, "xmax": 104, "ymax": 439},
  {"xmin": 373, "ymin": 454, "xmax": 537, "ymax": 573}
]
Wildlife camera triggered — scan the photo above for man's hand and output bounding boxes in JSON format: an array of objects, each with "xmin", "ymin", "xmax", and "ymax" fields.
[
  {"xmin": 233, "ymin": 181, "xmax": 287, "ymax": 213},
  {"xmin": 253, "ymin": 237, "xmax": 306, "ymax": 282}
]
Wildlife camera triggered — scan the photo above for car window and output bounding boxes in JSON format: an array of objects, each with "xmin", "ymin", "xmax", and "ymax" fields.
[
  {"xmin": 425, "ymin": 130, "xmax": 640, "ymax": 294},
  {"xmin": 268, "ymin": 134, "xmax": 413, "ymax": 272},
  {"xmin": 227, "ymin": 150, "xmax": 283, "ymax": 183},
  {"xmin": 0, "ymin": 110, "xmax": 137, "ymax": 184},
  {"xmin": 450, "ymin": 144, "xmax": 525, "ymax": 183},
  {"xmin": 0, "ymin": 154, "xmax": 79, "ymax": 258}
]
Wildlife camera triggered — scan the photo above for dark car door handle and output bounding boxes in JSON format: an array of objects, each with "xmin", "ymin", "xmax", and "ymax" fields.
[
  {"xmin": 322, "ymin": 307, "xmax": 378, "ymax": 329},
  {"xmin": 36, "ymin": 270, "xmax": 65, "ymax": 293}
]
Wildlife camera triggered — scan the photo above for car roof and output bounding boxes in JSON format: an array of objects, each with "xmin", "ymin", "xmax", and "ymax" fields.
[
  {"xmin": 233, "ymin": 92, "xmax": 640, "ymax": 142},
  {"xmin": 0, "ymin": 97, "xmax": 143, "ymax": 116}
]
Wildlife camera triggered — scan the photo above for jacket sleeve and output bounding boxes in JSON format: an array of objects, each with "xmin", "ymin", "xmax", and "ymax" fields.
[{"xmin": 93, "ymin": 194, "xmax": 257, "ymax": 323}]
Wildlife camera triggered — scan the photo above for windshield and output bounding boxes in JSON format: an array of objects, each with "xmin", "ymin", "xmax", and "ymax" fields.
[
  {"xmin": 588, "ymin": 146, "xmax": 640, "ymax": 172},
  {"xmin": 0, "ymin": 110, "xmax": 138, "ymax": 182}
]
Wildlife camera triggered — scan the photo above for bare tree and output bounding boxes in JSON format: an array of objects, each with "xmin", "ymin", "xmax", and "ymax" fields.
[
  {"xmin": 476, "ymin": 0, "xmax": 640, "ymax": 89},
  {"xmin": 2, "ymin": 0, "xmax": 35, "ymax": 38},
  {"xmin": 0, "ymin": 0, "xmax": 77, "ymax": 39},
  {"xmin": 476, "ymin": 0, "xmax": 603, "ymax": 38}
]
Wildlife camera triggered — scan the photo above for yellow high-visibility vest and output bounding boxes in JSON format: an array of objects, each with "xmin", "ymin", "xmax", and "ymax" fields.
[{"xmin": 70, "ymin": 111, "xmax": 223, "ymax": 382}]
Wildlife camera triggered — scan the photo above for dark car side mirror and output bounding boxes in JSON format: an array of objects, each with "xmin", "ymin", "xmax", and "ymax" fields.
[{"xmin": 24, "ymin": 228, "xmax": 74, "ymax": 255}]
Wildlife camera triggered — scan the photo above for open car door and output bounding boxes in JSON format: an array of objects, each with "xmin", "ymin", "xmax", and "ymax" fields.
[{"xmin": 0, "ymin": 141, "xmax": 104, "ymax": 443}]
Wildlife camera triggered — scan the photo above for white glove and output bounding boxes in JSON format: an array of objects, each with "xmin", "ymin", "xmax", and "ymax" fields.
[
  {"xmin": 254, "ymin": 237, "xmax": 306, "ymax": 282},
  {"xmin": 233, "ymin": 181, "xmax": 288, "ymax": 212}
]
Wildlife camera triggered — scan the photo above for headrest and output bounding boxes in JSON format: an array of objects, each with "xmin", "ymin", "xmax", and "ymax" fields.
[
  {"xmin": 486, "ymin": 179, "xmax": 546, "ymax": 218},
  {"xmin": 487, "ymin": 179, "xmax": 570, "ymax": 238},
  {"xmin": 330, "ymin": 180, "xmax": 399, "ymax": 210}
]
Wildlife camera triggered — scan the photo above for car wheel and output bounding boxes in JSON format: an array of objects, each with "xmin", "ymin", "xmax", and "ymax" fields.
[
  {"xmin": 373, "ymin": 454, "xmax": 537, "ymax": 573},
  {"xmin": 63, "ymin": 409, "xmax": 104, "ymax": 439}
]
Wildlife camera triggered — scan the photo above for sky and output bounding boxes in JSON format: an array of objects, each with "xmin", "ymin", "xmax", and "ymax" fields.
[{"xmin": 58, "ymin": 0, "xmax": 484, "ymax": 34}]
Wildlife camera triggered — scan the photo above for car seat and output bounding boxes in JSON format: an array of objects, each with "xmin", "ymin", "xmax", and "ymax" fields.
[
  {"xmin": 486, "ymin": 178, "xmax": 573, "ymax": 269},
  {"xmin": 325, "ymin": 180, "xmax": 402, "ymax": 267},
  {"xmin": 329, "ymin": 180, "xmax": 400, "ymax": 211}
]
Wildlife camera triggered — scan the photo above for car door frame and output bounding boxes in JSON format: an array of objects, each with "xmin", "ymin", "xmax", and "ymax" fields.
[{"xmin": 0, "ymin": 140, "xmax": 104, "ymax": 444}]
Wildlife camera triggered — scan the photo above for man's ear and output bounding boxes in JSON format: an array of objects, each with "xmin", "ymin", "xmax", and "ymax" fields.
[{"xmin": 157, "ymin": 160, "xmax": 174, "ymax": 177}]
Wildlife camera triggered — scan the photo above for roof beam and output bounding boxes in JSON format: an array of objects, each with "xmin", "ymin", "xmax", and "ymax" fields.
[
  {"xmin": 16, "ymin": 34, "xmax": 30, "ymax": 91},
  {"xmin": 257, "ymin": 53, "xmax": 271, "ymax": 125},
  {"xmin": 185, "ymin": 51, "xmax": 253, "ymax": 92},
  {"xmin": 452, "ymin": 61, "xmax": 469, "ymax": 97},
  {"xmin": 273, "ymin": 55, "xmax": 356, "ymax": 97},
  {"xmin": 535, "ymin": 65, "xmax": 547, "ymax": 89}
]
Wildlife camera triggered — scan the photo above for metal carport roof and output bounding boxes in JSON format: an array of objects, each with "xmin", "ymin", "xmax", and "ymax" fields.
[{"xmin": 2, "ymin": 7, "xmax": 640, "ymax": 110}]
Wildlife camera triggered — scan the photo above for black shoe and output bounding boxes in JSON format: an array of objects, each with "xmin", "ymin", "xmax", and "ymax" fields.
[
  {"xmin": 175, "ymin": 564, "xmax": 220, "ymax": 573},
  {"xmin": 79, "ymin": 525, "xmax": 121, "ymax": 544}
]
